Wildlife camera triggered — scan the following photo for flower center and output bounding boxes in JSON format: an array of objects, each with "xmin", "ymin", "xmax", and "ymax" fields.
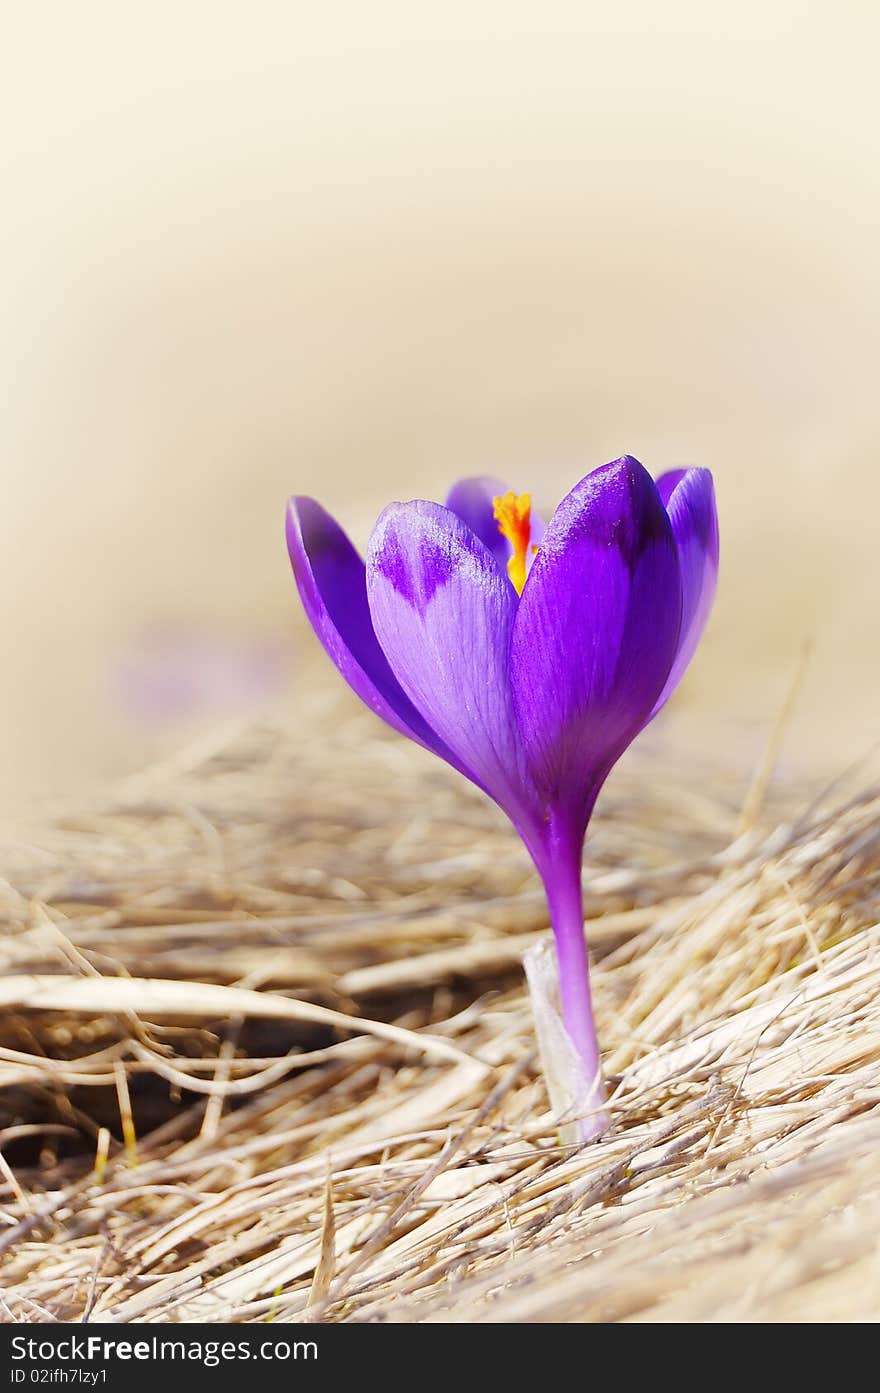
[{"xmin": 493, "ymin": 491, "xmax": 533, "ymax": 594}]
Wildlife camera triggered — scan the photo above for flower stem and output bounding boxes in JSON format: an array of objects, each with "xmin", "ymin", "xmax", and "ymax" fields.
[{"xmin": 533, "ymin": 822, "xmax": 609, "ymax": 1143}]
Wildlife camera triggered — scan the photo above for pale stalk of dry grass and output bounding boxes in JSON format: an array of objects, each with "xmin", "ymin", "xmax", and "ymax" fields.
[{"xmin": 0, "ymin": 686, "xmax": 879, "ymax": 1322}]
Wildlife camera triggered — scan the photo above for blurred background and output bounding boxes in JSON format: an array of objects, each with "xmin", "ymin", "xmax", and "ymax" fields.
[{"xmin": 2, "ymin": 1, "xmax": 878, "ymax": 815}]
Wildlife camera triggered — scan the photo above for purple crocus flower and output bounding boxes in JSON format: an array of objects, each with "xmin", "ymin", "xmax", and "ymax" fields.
[{"xmin": 286, "ymin": 456, "xmax": 719, "ymax": 1140}]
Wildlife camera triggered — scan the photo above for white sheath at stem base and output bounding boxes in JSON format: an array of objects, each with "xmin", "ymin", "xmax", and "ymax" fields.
[{"xmin": 524, "ymin": 935, "xmax": 610, "ymax": 1145}]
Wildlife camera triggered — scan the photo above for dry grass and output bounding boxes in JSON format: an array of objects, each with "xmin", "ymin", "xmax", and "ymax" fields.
[{"xmin": 1, "ymin": 683, "xmax": 879, "ymax": 1323}]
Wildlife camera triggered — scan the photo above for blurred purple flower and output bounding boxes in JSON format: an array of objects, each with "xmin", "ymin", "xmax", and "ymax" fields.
[
  {"xmin": 286, "ymin": 456, "xmax": 718, "ymax": 1139},
  {"xmin": 113, "ymin": 627, "xmax": 287, "ymax": 725}
]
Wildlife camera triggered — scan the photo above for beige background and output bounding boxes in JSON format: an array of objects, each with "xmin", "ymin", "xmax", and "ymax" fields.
[{"xmin": 2, "ymin": 2, "xmax": 878, "ymax": 811}]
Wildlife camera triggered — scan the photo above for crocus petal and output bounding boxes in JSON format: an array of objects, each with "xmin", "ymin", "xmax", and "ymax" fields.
[
  {"xmin": 366, "ymin": 500, "xmax": 536, "ymax": 822},
  {"xmin": 444, "ymin": 477, "xmax": 512, "ymax": 568},
  {"xmin": 651, "ymin": 467, "xmax": 719, "ymax": 715},
  {"xmin": 445, "ymin": 476, "xmax": 546, "ymax": 578},
  {"xmin": 286, "ymin": 497, "xmax": 469, "ymax": 770},
  {"xmin": 510, "ymin": 456, "xmax": 682, "ymax": 829}
]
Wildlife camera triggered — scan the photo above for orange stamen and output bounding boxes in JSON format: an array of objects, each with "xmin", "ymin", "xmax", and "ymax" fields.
[{"xmin": 493, "ymin": 491, "xmax": 533, "ymax": 595}]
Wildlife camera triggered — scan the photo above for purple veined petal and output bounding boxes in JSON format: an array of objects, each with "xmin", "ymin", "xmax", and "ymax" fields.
[
  {"xmin": 445, "ymin": 476, "xmax": 546, "ymax": 581},
  {"xmin": 366, "ymin": 500, "xmax": 538, "ymax": 825},
  {"xmin": 286, "ymin": 497, "xmax": 475, "ymax": 778},
  {"xmin": 650, "ymin": 467, "xmax": 719, "ymax": 716},
  {"xmin": 510, "ymin": 456, "xmax": 682, "ymax": 834}
]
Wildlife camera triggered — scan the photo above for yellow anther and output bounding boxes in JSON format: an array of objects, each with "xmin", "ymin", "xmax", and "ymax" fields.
[{"xmin": 493, "ymin": 491, "xmax": 533, "ymax": 595}]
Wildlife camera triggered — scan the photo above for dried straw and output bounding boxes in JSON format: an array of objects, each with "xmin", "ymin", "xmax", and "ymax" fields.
[{"xmin": 1, "ymin": 681, "xmax": 879, "ymax": 1323}]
